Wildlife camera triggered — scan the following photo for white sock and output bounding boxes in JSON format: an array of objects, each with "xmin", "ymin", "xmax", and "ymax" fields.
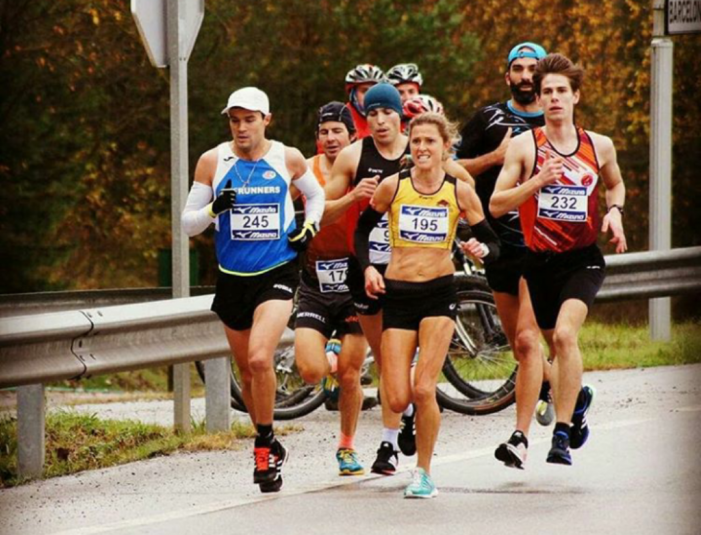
[
  {"xmin": 382, "ymin": 428, "xmax": 399, "ymax": 451},
  {"xmin": 403, "ymin": 403, "xmax": 414, "ymax": 418}
]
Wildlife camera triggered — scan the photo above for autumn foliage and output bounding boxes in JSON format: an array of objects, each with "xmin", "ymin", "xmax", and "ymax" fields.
[{"xmin": 0, "ymin": 0, "xmax": 699, "ymax": 292}]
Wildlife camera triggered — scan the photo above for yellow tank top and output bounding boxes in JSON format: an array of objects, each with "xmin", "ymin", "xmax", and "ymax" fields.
[{"xmin": 389, "ymin": 170, "xmax": 461, "ymax": 250}]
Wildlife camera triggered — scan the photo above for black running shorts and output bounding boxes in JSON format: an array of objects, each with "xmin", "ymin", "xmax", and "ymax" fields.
[
  {"xmin": 484, "ymin": 244, "xmax": 527, "ymax": 296},
  {"xmin": 211, "ymin": 261, "xmax": 299, "ymax": 331},
  {"xmin": 295, "ymin": 274, "xmax": 363, "ymax": 339},
  {"xmin": 347, "ymin": 256, "xmax": 387, "ymax": 316},
  {"xmin": 523, "ymin": 244, "xmax": 606, "ymax": 330},
  {"xmin": 383, "ymin": 274, "xmax": 458, "ymax": 331}
]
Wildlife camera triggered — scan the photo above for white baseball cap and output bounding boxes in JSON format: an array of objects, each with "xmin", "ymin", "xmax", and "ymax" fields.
[{"xmin": 221, "ymin": 87, "xmax": 270, "ymax": 115}]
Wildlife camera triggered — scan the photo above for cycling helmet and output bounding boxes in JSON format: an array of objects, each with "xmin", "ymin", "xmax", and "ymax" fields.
[
  {"xmin": 387, "ymin": 63, "xmax": 423, "ymax": 87},
  {"xmin": 344, "ymin": 64, "xmax": 387, "ymax": 93},
  {"xmin": 402, "ymin": 94, "xmax": 444, "ymax": 120}
]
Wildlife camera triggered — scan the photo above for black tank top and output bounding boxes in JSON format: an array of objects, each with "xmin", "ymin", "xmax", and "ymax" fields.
[{"xmin": 353, "ymin": 136, "xmax": 409, "ymax": 187}]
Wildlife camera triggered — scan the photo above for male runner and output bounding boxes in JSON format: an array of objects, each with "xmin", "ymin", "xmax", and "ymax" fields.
[
  {"xmin": 293, "ymin": 102, "xmax": 368, "ymax": 475},
  {"xmin": 324, "ymin": 83, "xmax": 413, "ymax": 474},
  {"xmin": 344, "ymin": 64, "xmax": 388, "ymax": 139},
  {"xmin": 181, "ymin": 87, "xmax": 325, "ymax": 491},
  {"xmin": 387, "ymin": 63, "xmax": 423, "ymax": 103},
  {"xmin": 456, "ymin": 42, "xmax": 553, "ymax": 468},
  {"xmin": 490, "ymin": 53, "xmax": 627, "ymax": 466}
]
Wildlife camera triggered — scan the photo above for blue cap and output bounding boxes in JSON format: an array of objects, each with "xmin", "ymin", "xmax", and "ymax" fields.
[
  {"xmin": 507, "ymin": 42, "xmax": 547, "ymax": 67},
  {"xmin": 363, "ymin": 83, "xmax": 403, "ymax": 117}
]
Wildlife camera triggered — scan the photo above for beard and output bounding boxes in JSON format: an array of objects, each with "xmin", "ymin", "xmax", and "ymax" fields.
[{"xmin": 510, "ymin": 81, "xmax": 536, "ymax": 105}]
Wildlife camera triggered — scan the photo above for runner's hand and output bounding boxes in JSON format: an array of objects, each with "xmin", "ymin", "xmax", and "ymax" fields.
[
  {"xmin": 288, "ymin": 220, "xmax": 319, "ymax": 252},
  {"xmin": 352, "ymin": 175, "xmax": 380, "ymax": 202},
  {"xmin": 461, "ymin": 238, "xmax": 490, "ymax": 259},
  {"xmin": 602, "ymin": 209, "xmax": 627, "ymax": 253},
  {"xmin": 364, "ymin": 266, "xmax": 385, "ymax": 299},
  {"xmin": 491, "ymin": 127, "xmax": 512, "ymax": 166},
  {"xmin": 536, "ymin": 152, "xmax": 564, "ymax": 187},
  {"xmin": 211, "ymin": 180, "xmax": 236, "ymax": 215}
]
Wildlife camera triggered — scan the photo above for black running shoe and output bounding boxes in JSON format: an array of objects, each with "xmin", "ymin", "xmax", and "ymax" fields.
[
  {"xmin": 398, "ymin": 406, "xmax": 417, "ymax": 456},
  {"xmin": 546, "ymin": 431, "xmax": 572, "ymax": 466},
  {"xmin": 570, "ymin": 385, "xmax": 595, "ymax": 449},
  {"xmin": 495, "ymin": 430, "xmax": 528, "ymax": 469},
  {"xmin": 253, "ymin": 439, "xmax": 288, "ymax": 486},
  {"xmin": 370, "ymin": 441, "xmax": 399, "ymax": 475},
  {"xmin": 259, "ymin": 476, "xmax": 283, "ymax": 493}
]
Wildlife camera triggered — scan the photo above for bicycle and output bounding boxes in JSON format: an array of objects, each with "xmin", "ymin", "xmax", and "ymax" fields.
[{"xmin": 196, "ymin": 231, "xmax": 517, "ymax": 419}]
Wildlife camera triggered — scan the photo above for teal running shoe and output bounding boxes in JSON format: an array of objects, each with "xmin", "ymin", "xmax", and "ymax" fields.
[
  {"xmin": 404, "ymin": 468, "xmax": 438, "ymax": 499},
  {"xmin": 336, "ymin": 448, "xmax": 364, "ymax": 476}
]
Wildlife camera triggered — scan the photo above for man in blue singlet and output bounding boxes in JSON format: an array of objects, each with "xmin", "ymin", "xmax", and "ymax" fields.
[{"xmin": 181, "ymin": 87, "xmax": 324, "ymax": 493}]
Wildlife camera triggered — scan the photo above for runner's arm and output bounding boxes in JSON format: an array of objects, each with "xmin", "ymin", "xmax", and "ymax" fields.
[
  {"xmin": 182, "ymin": 149, "xmax": 217, "ymax": 237},
  {"xmin": 595, "ymin": 133, "xmax": 627, "ymax": 253}
]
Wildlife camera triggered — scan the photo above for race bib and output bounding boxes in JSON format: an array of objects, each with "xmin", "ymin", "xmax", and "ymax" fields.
[
  {"xmin": 537, "ymin": 185, "xmax": 588, "ymax": 223},
  {"xmin": 398, "ymin": 204, "xmax": 449, "ymax": 244},
  {"xmin": 230, "ymin": 203, "xmax": 280, "ymax": 240},
  {"xmin": 369, "ymin": 214, "xmax": 391, "ymax": 265},
  {"xmin": 316, "ymin": 258, "xmax": 349, "ymax": 293}
]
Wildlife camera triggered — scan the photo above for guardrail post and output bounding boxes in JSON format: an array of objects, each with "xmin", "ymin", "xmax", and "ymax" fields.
[
  {"xmin": 205, "ymin": 357, "xmax": 232, "ymax": 432},
  {"xmin": 17, "ymin": 384, "xmax": 45, "ymax": 479}
]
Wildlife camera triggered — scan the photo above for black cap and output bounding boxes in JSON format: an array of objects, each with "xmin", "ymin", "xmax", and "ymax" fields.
[{"xmin": 317, "ymin": 101, "xmax": 356, "ymax": 134}]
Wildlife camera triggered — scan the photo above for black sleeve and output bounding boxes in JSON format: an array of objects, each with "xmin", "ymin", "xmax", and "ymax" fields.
[
  {"xmin": 353, "ymin": 207, "xmax": 384, "ymax": 272},
  {"xmin": 470, "ymin": 219, "xmax": 501, "ymax": 265},
  {"xmin": 456, "ymin": 110, "xmax": 485, "ymax": 159}
]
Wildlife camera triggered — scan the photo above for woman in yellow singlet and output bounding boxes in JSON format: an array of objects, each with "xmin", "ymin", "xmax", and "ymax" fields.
[{"xmin": 354, "ymin": 112, "xmax": 501, "ymax": 498}]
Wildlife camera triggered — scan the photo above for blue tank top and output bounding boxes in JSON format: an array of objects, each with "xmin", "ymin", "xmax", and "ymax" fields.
[{"xmin": 211, "ymin": 140, "xmax": 297, "ymax": 275}]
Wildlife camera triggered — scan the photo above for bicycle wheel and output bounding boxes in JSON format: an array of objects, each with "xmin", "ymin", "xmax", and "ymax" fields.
[
  {"xmin": 435, "ymin": 276, "xmax": 517, "ymax": 415},
  {"xmin": 194, "ymin": 359, "xmax": 247, "ymax": 412}
]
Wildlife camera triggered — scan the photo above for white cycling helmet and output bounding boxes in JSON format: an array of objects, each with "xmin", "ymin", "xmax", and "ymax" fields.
[
  {"xmin": 387, "ymin": 63, "xmax": 423, "ymax": 87},
  {"xmin": 402, "ymin": 94, "xmax": 444, "ymax": 119},
  {"xmin": 345, "ymin": 64, "xmax": 387, "ymax": 92}
]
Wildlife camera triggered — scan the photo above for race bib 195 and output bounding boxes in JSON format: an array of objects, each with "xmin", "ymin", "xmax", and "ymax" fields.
[{"xmin": 398, "ymin": 204, "xmax": 449, "ymax": 244}]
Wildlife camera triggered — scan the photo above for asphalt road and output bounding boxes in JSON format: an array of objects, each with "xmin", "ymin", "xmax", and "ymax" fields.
[{"xmin": 1, "ymin": 364, "xmax": 699, "ymax": 535}]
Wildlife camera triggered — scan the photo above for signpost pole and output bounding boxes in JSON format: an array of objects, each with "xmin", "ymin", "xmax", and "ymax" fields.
[
  {"xmin": 649, "ymin": 0, "xmax": 673, "ymax": 341},
  {"xmin": 167, "ymin": 0, "xmax": 191, "ymax": 431}
]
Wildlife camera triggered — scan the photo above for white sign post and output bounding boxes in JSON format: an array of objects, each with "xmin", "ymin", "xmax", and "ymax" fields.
[{"xmin": 132, "ymin": 0, "xmax": 229, "ymax": 433}]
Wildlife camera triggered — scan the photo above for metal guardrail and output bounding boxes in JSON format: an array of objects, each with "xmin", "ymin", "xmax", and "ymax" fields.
[{"xmin": 0, "ymin": 246, "xmax": 699, "ymax": 478}]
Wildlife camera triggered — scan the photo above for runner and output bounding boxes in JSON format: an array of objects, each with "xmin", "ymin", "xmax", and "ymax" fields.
[
  {"xmin": 181, "ymin": 87, "xmax": 325, "ymax": 492},
  {"xmin": 355, "ymin": 112, "xmax": 500, "ymax": 498},
  {"xmin": 456, "ymin": 42, "xmax": 554, "ymax": 469},
  {"xmin": 324, "ymin": 83, "xmax": 412, "ymax": 474},
  {"xmin": 490, "ymin": 53, "xmax": 627, "ymax": 466},
  {"xmin": 292, "ymin": 102, "xmax": 368, "ymax": 476},
  {"xmin": 387, "ymin": 63, "xmax": 423, "ymax": 103},
  {"xmin": 345, "ymin": 64, "xmax": 388, "ymax": 140}
]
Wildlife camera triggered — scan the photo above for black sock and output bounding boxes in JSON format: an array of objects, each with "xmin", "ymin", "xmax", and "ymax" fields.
[
  {"xmin": 539, "ymin": 381, "xmax": 551, "ymax": 401},
  {"xmin": 554, "ymin": 422, "xmax": 571, "ymax": 439},
  {"xmin": 255, "ymin": 424, "xmax": 274, "ymax": 447},
  {"xmin": 510, "ymin": 430, "xmax": 529, "ymax": 448}
]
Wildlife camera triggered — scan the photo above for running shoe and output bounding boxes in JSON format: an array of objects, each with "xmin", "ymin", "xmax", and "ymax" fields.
[
  {"xmin": 494, "ymin": 430, "xmax": 528, "ymax": 469},
  {"xmin": 570, "ymin": 385, "xmax": 595, "ymax": 449},
  {"xmin": 253, "ymin": 439, "xmax": 289, "ymax": 486},
  {"xmin": 370, "ymin": 441, "xmax": 399, "ymax": 475},
  {"xmin": 546, "ymin": 431, "xmax": 572, "ymax": 466},
  {"xmin": 259, "ymin": 476, "xmax": 283, "ymax": 493},
  {"xmin": 398, "ymin": 405, "xmax": 417, "ymax": 456},
  {"xmin": 336, "ymin": 448, "xmax": 365, "ymax": 476},
  {"xmin": 404, "ymin": 468, "xmax": 438, "ymax": 499},
  {"xmin": 535, "ymin": 381, "xmax": 555, "ymax": 426}
]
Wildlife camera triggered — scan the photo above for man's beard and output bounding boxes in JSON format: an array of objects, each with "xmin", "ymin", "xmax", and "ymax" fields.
[{"xmin": 510, "ymin": 81, "xmax": 536, "ymax": 105}]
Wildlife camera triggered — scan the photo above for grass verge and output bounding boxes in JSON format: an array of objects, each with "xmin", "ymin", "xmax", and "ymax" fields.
[{"xmin": 0, "ymin": 410, "xmax": 301, "ymax": 488}]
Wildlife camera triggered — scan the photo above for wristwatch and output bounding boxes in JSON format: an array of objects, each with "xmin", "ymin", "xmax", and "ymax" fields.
[{"xmin": 607, "ymin": 204, "xmax": 624, "ymax": 216}]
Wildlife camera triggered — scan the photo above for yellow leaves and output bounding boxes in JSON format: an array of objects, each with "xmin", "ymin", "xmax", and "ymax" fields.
[{"xmin": 89, "ymin": 8, "xmax": 100, "ymax": 26}]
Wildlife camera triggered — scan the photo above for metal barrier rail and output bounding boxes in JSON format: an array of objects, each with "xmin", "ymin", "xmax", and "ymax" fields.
[{"xmin": 0, "ymin": 246, "xmax": 699, "ymax": 478}]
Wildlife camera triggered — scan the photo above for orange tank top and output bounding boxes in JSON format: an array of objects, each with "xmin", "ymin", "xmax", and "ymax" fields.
[{"xmin": 520, "ymin": 126, "xmax": 601, "ymax": 253}]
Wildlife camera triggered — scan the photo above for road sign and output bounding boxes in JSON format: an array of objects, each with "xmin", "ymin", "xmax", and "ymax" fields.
[
  {"xmin": 131, "ymin": 0, "xmax": 204, "ymax": 68},
  {"xmin": 665, "ymin": 0, "xmax": 701, "ymax": 34}
]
